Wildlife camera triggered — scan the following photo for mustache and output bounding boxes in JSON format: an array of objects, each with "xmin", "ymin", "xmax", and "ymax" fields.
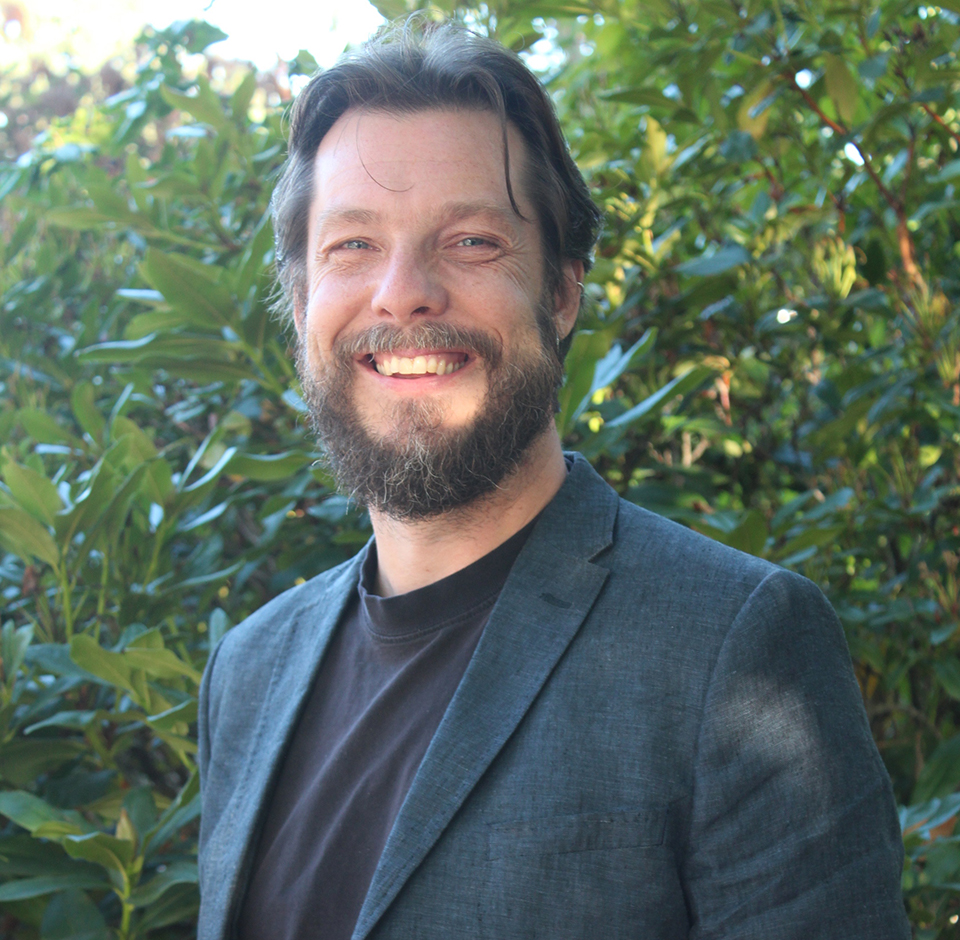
[{"xmin": 333, "ymin": 323, "xmax": 503, "ymax": 366}]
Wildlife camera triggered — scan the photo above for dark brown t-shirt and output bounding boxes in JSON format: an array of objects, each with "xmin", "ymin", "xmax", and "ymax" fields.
[{"xmin": 236, "ymin": 522, "xmax": 533, "ymax": 940}]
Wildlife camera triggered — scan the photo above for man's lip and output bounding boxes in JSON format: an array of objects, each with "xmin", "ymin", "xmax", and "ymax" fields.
[{"xmin": 356, "ymin": 348, "xmax": 471, "ymax": 361}]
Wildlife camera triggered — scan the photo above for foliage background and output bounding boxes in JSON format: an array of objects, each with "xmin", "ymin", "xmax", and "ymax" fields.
[{"xmin": 1, "ymin": 0, "xmax": 959, "ymax": 936}]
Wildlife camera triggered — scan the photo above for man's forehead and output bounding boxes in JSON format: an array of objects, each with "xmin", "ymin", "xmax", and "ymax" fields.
[
  {"xmin": 309, "ymin": 108, "xmax": 534, "ymax": 226},
  {"xmin": 311, "ymin": 200, "xmax": 525, "ymax": 234},
  {"xmin": 316, "ymin": 105, "xmax": 510, "ymax": 152}
]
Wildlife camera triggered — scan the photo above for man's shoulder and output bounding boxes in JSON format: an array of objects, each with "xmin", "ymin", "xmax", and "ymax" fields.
[
  {"xmin": 611, "ymin": 496, "xmax": 775, "ymax": 586},
  {"xmin": 209, "ymin": 550, "xmax": 364, "ymax": 676},
  {"xmin": 560, "ymin": 453, "xmax": 782, "ymax": 584},
  {"xmin": 594, "ymin": 494, "xmax": 805, "ymax": 641},
  {"xmin": 553, "ymin": 454, "xmax": 787, "ymax": 613}
]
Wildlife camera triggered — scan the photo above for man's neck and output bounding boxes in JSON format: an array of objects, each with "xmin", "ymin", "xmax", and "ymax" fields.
[{"xmin": 369, "ymin": 431, "xmax": 568, "ymax": 597}]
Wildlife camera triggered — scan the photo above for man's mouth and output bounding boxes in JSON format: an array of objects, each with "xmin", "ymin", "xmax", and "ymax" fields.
[{"xmin": 369, "ymin": 351, "xmax": 469, "ymax": 377}]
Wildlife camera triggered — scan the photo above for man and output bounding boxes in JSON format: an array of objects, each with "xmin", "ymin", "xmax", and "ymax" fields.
[{"xmin": 198, "ymin": 21, "xmax": 910, "ymax": 940}]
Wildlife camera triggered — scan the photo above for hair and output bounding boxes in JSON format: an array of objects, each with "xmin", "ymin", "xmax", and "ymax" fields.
[{"xmin": 270, "ymin": 18, "xmax": 602, "ymax": 358}]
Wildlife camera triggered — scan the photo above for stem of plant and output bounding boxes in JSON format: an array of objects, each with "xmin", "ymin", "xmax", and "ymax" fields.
[{"xmin": 60, "ymin": 568, "xmax": 74, "ymax": 641}]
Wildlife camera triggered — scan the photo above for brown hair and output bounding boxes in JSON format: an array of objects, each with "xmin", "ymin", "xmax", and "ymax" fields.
[{"xmin": 271, "ymin": 19, "xmax": 601, "ymax": 355}]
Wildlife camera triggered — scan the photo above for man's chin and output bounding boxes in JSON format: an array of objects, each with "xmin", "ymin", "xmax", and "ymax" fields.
[{"xmin": 366, "ymin": 406, "xmax": 481, "ymax": 448}]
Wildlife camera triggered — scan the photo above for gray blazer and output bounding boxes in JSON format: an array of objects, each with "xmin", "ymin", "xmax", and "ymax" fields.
[{"xmin": 198, "ymin": 454, "xmax": 909, "ymax": 939}]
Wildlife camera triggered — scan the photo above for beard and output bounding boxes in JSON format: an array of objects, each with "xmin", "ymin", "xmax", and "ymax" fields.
[{"xmin": 296, "ymin": 309, "xmax": 563, "ymax": 520}]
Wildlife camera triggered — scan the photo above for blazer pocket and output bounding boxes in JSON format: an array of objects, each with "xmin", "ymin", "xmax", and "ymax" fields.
[{"xmin": 487, "ymin": 806, "xmax": 666, "ymax": 861}]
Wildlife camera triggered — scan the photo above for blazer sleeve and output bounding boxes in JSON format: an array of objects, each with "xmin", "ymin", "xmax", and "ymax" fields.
[{"xmin": 682, "ymin": 568, "xmax": 910, "ymax": 939}]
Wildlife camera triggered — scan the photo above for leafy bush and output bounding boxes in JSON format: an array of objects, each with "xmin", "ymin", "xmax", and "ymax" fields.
[{"xmin": 0, "ymin": 1, "xmax": 958, "ymax": 936}]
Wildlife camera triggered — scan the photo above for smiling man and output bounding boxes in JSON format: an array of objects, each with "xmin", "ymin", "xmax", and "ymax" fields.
[
  {"xmin": 197, "ymin": 21, "xmax": 910, "ymax": 940},
  {"xmin": 295, "ymin": 107, "xmax": 577, "ymax": 555}
]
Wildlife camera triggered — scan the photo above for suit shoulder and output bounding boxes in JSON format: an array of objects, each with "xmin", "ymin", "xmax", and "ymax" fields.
[
  {"xmin": 611, "ymin": 498, "xmax": 776, "ymax": 586},
  {"xmin": 596, "ymin": 498, "xmax": 805, "ymax": 635},
  {"xmin": 211, "ymin": 551, "xmax": 363, "ymax": 668}
]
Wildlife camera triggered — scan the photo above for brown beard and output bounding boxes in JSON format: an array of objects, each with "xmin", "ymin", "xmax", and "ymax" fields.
[{"xmin": 296, "ymin": 311, "xmax": 563, "ymax": 520}]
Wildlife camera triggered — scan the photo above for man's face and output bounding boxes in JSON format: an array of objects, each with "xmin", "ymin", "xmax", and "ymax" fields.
[{"xmin": 295, "ymin": 107, "xmax": 579, "ymax": 518}]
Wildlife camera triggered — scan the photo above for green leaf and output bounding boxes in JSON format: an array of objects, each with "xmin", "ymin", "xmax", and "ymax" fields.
[
  {"xmin": 0, "ymin": 458, "xmax": 63, "ymax": 526},
  {"xmin": 935, "ymin": 660, "xmax": 960, "ymax": 701},
  {"xmin": 121, "ymin": 647, "xmax": 202, "ymax": 685},
  {"xmin": 172, "ymin": 19, "xmax": 229, "ymax": 54},
  {"xmin": 209, "ymin": 608, "xmax": 233, "ymax": 645},
  {"xmin": 230, "ymin": 71, "xmax": 258, "ymax": 120},
  {"xmin": 70, "ymin": 382, "xmax": 106, "ymax": 443},
  {"xmin": 557, "ymin": 331, "xmax": 611, "ymax": 437},
  {"xmin": 182, "ymin": 445, "xmax": 238, "ymax": 493},
  {"xmin": 16, "ymin": 408, "xmax": 82, "ymax": 448},
  {"xmin": 676, "ymin": 245, "xmax": 752, "ymax": 277},
  {"xmin": 23, "ymin": 710, "xmax": 100, "ymax": 735},
  {"xmin": 695, "ymin": 509, "xmax": 769, "ymax": 556},
  {"xmin": 125, "ymin": 628, "xmax": 164, "ymax": 651},
  {"xmin": 571, "ymin": 329, "xmax": 658, "ymax": 428},
  {"xmin": 0, "ymin": 507, "xmax": 60, "ymax": 569},
  {"xmin": 78, "ymin": 331, "xmax": 238, "ymax": 364},
  {"xmin": 160, "ymin": 81, "xmax": 228, "ymax": 133},
  {"xmin": 128, "ymin": 860, "xmax": 198, "ymax": 908},
  {"xmin": 234, "ymin": 211, "xmax": 275, "ymax": 301},
  {"xmin": 773, "ymin": 524, "xmax": 845, "ymax": 563},
  {"xmin": 641, "ymin": 117, "xmax": 670, "ymax": 178},
  {"xmin": 858, "ymin": 52, "xmax": 890, "ymax": 82},
  {"xmin": 143, "ymin": 773, "xmax": 199, "ymax": 859},
  {"xmin": 824, "ymin": 53, "xmax": 858, "ymax": 125},
  {"xmin": 45, "ymin": 207, "xmax": 129, "ymax": 231},
  {"xmin": 914, "ymin": 734, "xmax": 960, "ymax": 803},
  {"xmin": 288, "ymin": 48, "xmax": 320, "ymax": 76},
  {"xmin": 141, "ymin": 358, "xmax": 254, "ymax": 382},
  {"xmin": 1, "ymin": 622, "xmax": 33, "ymax": 684},
  {"xmin": 0, "ymin": 792, "xmax": 84, "ymax": 835},
  {"xmin": 54, "ymin": 458, "xmax": 120, "ymax": 550},
  {"xmin": 60, "ymin": 832, "xmax": 134, "ymax": 893},
  {"xmin": 146, "ymin": 699, "xmax": 199, "ymax": 731},
  {"xmin": 69, "ymin": 635, "xmax": 133, "ymax": 692},
  {"xmin": 39, "ymin": 888, "xmax": 111, "ymax": 940},
  {"xmin": 932, "ymin": 160, "xmax": 960, "ymax": 183},
  {"xmin": 72, "ymin": 463, "xmax": 148, "ymax": 568},
  {"xmin": 0, "ymin": 872, "xmax": 109, "ymax": 902},
  {"xmin": 137, "ymin": 882, "xmax": 200, "ymax": 931},
  {"xmin": 229, "ymin": 451, "xmax": 313, "ymax": 482},
  {"xmin": 0, "ymin": 741, "xmax": 87, "ymax": 789},
  {"xmin": 110, "ymin": 416, "xmax": 157, "ymax": 459},
  {"xmin": 599, "ymin": 87, "xmax": 674, "ymax": 107},
  {"xmin": 140, "ymin": 247, "xmax": 236, "ymax": 329},
  {"xmin": 605, "ymin": 365, "xmax": 715, "ymax": 429},
  {"xmin": 593, "ymin": 329, "xmax": 657, "ymax": 393},
  {"xmin": 0, "ymin": 834, "xmax": 86, "ymax": 878},
  {"xmin": 737, "ymin": 80, "xmax": 775, "ymax": 139},
  {"xmin": 122, "ymin": 786, "xmax": 158, "ymax": 842}
]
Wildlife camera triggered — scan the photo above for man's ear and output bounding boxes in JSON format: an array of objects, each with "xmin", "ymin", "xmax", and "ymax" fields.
[
  {"xmin": 292, "ymin": 296, "xmax": 306, "ymax": 338},
  {"xmin": 554, "ymin": 259, "xmax": 585, "ymax": 341}
]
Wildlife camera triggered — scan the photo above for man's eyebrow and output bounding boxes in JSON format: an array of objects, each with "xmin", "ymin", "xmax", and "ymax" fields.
[
  {"xmin": 441, "ymin": 201, "xmax": 524, "ymax": 228},
  {"xmin": 313, "ymin": 207, "xmax": 380, "ymax": 232}
]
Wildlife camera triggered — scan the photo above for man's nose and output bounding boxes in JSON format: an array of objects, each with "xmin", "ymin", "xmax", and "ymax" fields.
[{"xmin": 370, "ymin": 250, "xmax": 448, "ymax": 323}]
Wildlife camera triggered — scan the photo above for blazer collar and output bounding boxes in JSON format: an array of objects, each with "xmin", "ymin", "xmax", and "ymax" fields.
[{"xmin": 353, "ymin": 453, "xmax": 618, "ymax": 939}]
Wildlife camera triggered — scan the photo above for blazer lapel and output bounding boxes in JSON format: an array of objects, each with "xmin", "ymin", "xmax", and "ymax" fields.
[
  {"xmin": 209, "ymin": 552, "xmax": 365, "ymax": 939},
  {"xmin": 353, "ymin": 456, "xmax": 618, "ymax": 940}
]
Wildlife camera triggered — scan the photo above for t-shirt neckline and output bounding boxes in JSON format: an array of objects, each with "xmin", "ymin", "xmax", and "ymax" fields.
[{"xmin": 358, "ymin": 516, "xmax": 538, "ymax": 642}]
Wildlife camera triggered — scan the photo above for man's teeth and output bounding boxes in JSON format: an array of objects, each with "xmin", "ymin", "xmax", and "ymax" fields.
[{"xmin": 374, "ymin": 355, "xmax": 466, "ymax": 376}]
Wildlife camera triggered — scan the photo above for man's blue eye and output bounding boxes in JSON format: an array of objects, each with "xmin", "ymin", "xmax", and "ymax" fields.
[{"xmin": 342, "ymin": 239, "xmax": 370, "ymax": 249}]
